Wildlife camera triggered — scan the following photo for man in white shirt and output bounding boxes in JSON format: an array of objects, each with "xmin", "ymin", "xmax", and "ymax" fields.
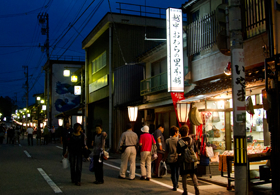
[{"xmin": 26, "ymin": 126, "xmax": 34, "ymax": 146}]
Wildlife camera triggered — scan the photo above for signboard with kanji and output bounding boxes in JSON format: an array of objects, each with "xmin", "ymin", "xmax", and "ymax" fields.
[
  {"xmin": 166, "ymin": 8, "xmax": 184, "ymax": 92},
  {"xmin": 232, "ymin": 49, "xmax": 246, "ymax": 123}
]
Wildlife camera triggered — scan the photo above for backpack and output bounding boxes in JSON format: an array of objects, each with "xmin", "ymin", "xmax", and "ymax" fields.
[{"xmin": 178, "ymin": 138, "xmax": 198, "ymax": 163}]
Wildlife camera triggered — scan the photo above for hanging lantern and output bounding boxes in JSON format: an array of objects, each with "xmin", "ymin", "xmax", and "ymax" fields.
[
  {"xmin": 77, "ymin": 116, "xmax": 82, "ymax": 124},
  {"xmin": 127, "ymin": 106, "xmax": 138, "ymax": 122},
  {"xmin": 58, "ymin": 118, "xmax": 64, "ymax": 126},
  {"xmin": 177, "ymin": 102, "xmax": 190, "ymax": 123},
  {"xmin": 42, "ymin": 105, "xmax": 47, "ymax": 111}
]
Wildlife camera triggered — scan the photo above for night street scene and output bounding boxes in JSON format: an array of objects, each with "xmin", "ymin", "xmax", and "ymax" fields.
[{"xmin": 1, "ymin": 0, "xmax": 280, "ymax": 194}]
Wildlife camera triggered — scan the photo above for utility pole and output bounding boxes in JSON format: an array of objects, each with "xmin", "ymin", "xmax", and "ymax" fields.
[
  {"xmin": 229, "ymin": 0, "xmax": 248, "ymax": 194},
  {"xmin": 38, "ymin": 12, "xmax": 50, "ymax": 127},
  {"xmin": 23, "ymin": 66, "xmax": 29, "ymax": 127}
]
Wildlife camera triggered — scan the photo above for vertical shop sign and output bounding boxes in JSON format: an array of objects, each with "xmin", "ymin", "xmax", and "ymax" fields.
[
  {"xmin": 232, "ymin": 49, "xmax": 246, "ymax": 123},
  {"xmin": 167, "ymin": 8, "xmax": 184, "ymax": 92}
]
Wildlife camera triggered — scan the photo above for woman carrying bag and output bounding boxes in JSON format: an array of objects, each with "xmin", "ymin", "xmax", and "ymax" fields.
[
  {"xmin": 64, "ymin": 123, "xmax": 87, "ymax": 186},
  {"xmin": 91, "ymin": 125, "xmax": 107, "ymax": 184},
  {"xmin": 177, "ymin": 125, "xmax": 200, "ymax": 195}
]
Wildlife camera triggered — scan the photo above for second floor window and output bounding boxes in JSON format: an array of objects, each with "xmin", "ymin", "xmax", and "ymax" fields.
[
  {"xmin": 151, "ymin": 58, "xmax": 167, "ymax": 76},
  {"xmin": 92, "ymin": 51, "xmax": 106, "ymax": 74}
]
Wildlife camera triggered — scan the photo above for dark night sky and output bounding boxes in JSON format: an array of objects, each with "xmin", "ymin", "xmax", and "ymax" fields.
[{"xmin": 0, "ymin": 0, "xmax": 186, "ymax": 109}]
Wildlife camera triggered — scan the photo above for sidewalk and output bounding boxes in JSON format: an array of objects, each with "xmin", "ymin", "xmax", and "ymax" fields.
[{"xmin": 108, "ymin": 152, "xmax": 273, "ymax": 195}]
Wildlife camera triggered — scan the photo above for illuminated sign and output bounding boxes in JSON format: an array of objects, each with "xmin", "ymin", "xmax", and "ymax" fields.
[
  {"xmin": 167, "ymin": 8, "xmax": 184, "ymax": 92},
  {"xmin": 74, "ymin": 86, "xmax": 81, "ymax": 95}
]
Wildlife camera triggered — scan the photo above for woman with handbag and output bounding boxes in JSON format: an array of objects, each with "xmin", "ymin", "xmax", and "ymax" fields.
[
  {"xmin": 91, "ymin": 125, "xmax": 107, "ymax": 184},
  {"xmin": 64, "ymin": 123, "xmax": 87, "ymax": 186},
  {"xmin": 139, "ymin": 125, "xmax": 156, "ymax": 181},
  {"xmin": 177, "ymin": 125, "xmax": 200, "ymax": 195},
  {"xmin": 163, "ymin": 126, "xmax": 179, "ymax": 191}
]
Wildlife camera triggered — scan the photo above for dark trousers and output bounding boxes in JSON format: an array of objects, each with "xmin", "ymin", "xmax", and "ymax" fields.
[
  {"xmin": 28, "ymin": 134, "xmax": 33, "ymax": 146},
  {"xmin": 62, "ymin": 142, "xmax": 67, "ymax": 156},
  {"xmin": 169, "ymin": 163, "xmax": 179, "ymax": 188},
  {"xmin": 0, "ymin": 137, "xmax": 3, "ymax": 144},
  {"xmin": 154, "ymin": 153, "xmax": 163, "ymax": 177},
  {"xmin": 51, "ymin": 133, "xmax": 55, "ymax": 143},
  {"xmin": 94, "ymin": 155, "xmax": 104, "ymax": 182},
  {"xmin": 69, "ymin": 153, "xmax": 83, "ymax": 183}
]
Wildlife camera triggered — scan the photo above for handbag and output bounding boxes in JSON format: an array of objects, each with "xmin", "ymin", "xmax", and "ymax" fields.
[
  {"xmin": 119, "ymin": 137, "xmax": 127, "ymax": 153},
  {"xmin": 212, "ymin": 125, "xmax": 221, "ymax": 138},
  {"xmin": 89, "ymin": 157, "xmax": 94, "ymax": 172},
  {"xmin": 158, "ymin": 161, "xmax": 167, "ymax": 177},
  {"xmin": 150, "ymin": 134, "xmax": 158, "ymax": 161},
  {"xmin": 62, "ymin": 157, "xmax": 69, "ymax": 169},
  {"xmin": 103, "ymin": 150, "xmax": 109, "ymax": 160}
]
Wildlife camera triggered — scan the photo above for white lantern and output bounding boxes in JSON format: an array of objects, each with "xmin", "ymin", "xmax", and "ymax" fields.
[
  {"xmin": 77, "ymin": 116, "xmax": 82, "ymax": 124},
  {"xmin": 40, "ymin": 123, "xmax": 43, "ymax": 128},
  {"xmin": 63, "ymin": 69, "xmax": 70, "ymax": 77},
  {"xmin": 58, "ymin": 118, "xmax": 63, "ymax": 126},
  {"xmin": 177, "ymin": 103, "xmax": 190, "ymax": 123},
  {"xmin": 42, "ymin": 105, "xmax": 47, "ymax": 111},
  {"xmin": 127, "ymin": 106, "xmax": 138, "ymax": 122}
]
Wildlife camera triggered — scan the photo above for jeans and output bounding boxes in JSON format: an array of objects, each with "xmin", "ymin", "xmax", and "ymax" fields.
[
  {"xmin": 182, "ymin": 173, "xmax": 199, "ymax": 194},
  {"xmin": 28, "ymin": 134, "xmax": 33, "ymax": 146},
  {"xmin": 169, "ymin": 163, "xmax": 179, "ymax": 188},
  {"xmin": 69, "ymin": 153, "xmax": 83, "ymax": 183},
  {"xmin": 94, "ymin": 155, "xmax": 104, "ymax": 182}
]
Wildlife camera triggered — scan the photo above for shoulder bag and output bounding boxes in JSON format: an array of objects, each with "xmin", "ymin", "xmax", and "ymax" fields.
[{"xmin": 150, "ymin": 134, "xmax": 158, "ymax": 161}]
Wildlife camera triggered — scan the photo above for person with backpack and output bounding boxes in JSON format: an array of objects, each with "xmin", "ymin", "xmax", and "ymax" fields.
[
  {"xmin": 139, "ymin": 125, "xmax": 156, "ymax": 181},
  {"xmin": 177, "ymin": 125, "xmax": 200, "ymax": 195},
  {"xmin": 64, "ymin": 123, "xmax": 86, "ymax": 186},
  {"xmin": 163, "ymin": 125, "xmax": 180, "ymax": 191}
]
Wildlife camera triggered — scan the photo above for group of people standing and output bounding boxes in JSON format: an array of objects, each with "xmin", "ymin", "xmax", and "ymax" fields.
[
  {"xmin": 118, "ymin": 123, "xmax": 200, "ymax": 195},
  {"xmin": 0, "ymin": 124, "xmax": 22, "ymax": 145}
]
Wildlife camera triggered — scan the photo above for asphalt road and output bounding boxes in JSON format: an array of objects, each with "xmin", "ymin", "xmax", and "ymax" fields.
[{"xmin": 0, "ymin": 136, "xmax": 235, "ymax": 195}]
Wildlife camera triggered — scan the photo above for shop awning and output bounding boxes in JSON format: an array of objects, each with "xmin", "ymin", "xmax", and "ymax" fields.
[{"xmin": 55, "ymin": 105, "xmax": 83, "ymax": 118}]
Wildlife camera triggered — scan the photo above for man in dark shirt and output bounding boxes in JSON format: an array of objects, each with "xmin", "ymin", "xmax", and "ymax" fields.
[
  {"xmin": 61, "ymin": 122, "xmax": 73, "ymax": 157},
  {"xmin": 153, "ymin": 124, "xmax": 165, "ymax": 178}
]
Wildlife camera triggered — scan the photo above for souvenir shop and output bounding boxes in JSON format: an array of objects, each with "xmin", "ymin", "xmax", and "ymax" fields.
[{"xmin": 179, "ymin": 83, "xmax": 271, "ymax": 180}]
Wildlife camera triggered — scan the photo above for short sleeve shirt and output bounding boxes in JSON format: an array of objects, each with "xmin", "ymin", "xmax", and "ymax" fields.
[
  {"xmin": 153, "ymin": 129, "xmax": 166, "ymax": 153},
  {"xmin": 139, "ymin": 133, "xmax": 156, "ymax": 152}
]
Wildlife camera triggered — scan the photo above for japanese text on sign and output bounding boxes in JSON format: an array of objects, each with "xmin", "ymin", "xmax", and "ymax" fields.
[
  {"xmin": 167, "ymin": 8, "xmax": 184, "ymax": 92},
  {"xmin": 232, "ymin": 49, "xmax": 246, "ymax": 123}
]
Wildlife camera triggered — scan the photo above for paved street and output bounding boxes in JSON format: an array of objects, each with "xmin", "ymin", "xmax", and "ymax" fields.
[{"xmin": 0, "ymin": 136, "xmax": 235, "ymax": 195}]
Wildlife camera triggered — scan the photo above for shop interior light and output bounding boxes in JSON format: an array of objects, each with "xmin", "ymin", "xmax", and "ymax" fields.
[
  {"xmin": 127, "ymin": 106, "xmax": 138, "ymax": 122},
  {"xmin": 224, "ymin": 62, "xmax": 231, "ymax": 76},
  {"xmin": 71, "ymin": 75, "xmax": 78, "ymax": 82},
  {"xmin": 63, "ymin": 69, "xmax": 70, "ymax": 77}
]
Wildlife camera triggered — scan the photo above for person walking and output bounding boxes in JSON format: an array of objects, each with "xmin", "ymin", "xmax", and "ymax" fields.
[
  {"xmin": 0, "ymin": 124, "xmax": 5, "ymax": 144},
  {"xmin": 153, "ymin": 124, "xmax": 165, "ymax": 178},
  {"xmin": 64, "ymin": 123, "xmax": 87, "ymax": 186},
  {"xmin": 61, "ymin": 122, "xmax": 73, "ymax": 158},
  {"xmin": 36, "ymin": 127, "xmax": 42, "ymax": 145},
  {"xmin": 14, "ymin": 125, "xmax": 21, "ymax": 144},
  {"xmin": 26, "ymin": 126, "xmax": 34, "ymax": 146},
  {"xmin": 139, "ymin": 125, "xmax": 156, "ymax": 181},
  {"xmin": 43, "ymin": 125, "xmax": 50, "ymax": 145},
  {"xmin": 50, "ymin": 125, "xmax": 56, "ymax": 143},
  {"xmin": 91, "ymin": 125, "xmax": 107, "ymax": 184},
  {"xmin": 163, "ymin": 126, "xmax": 180, "ymax": 191},
  {"xmin": 118, "ymin": 123, "xmax": 138, "ymax": 180},
  {"xmin": 177, "ymin": 125, "xmax": 200, "ymax": 195}
]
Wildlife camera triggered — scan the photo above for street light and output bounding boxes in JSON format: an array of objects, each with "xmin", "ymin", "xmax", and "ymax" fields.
[
  {"xmin": 177, "ymin": 102, "xmax": 190, "ymax": 125},
  {"xmin": 58, "ymin": 118, "xmax": 63, "ymax": 126}
]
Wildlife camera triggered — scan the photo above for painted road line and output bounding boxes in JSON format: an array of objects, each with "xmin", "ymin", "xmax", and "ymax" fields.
[
  {"xmin": 23, "ymin": 150, "xmax": 31, "ymax": 157},
  {"xmin": 37, "ymin": 168, "xmax": 62, "ymax": 193},
  {"xmin": 103, "ymin": 162, "xmax": 193, "ymax": 195},
  {"xmin": 56, "ymin": 146, "xmax": 63, "ymax": 149}
]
